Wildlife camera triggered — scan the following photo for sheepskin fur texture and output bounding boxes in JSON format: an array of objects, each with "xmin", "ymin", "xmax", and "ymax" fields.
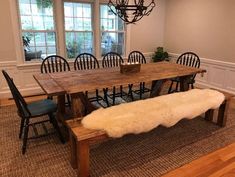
[{"xmin": 82, "ymin": 89, "xmax": 225, "ymax": 138}]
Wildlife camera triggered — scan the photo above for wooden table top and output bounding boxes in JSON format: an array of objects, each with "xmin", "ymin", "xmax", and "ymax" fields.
[{"xmin": 34, "ymin": 62, "xmax": 206, "ymax": 96}]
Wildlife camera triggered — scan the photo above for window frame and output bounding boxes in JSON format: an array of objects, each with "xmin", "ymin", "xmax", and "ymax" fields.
[
  {"xmin": 13, "ymin": 0, "xmax": 129, "ymax": 65},
  {"xmin": 17, "ymin": 0, "xmax": 59, "ymax": 61},
  {"xmin": 63, "ymin": 1, "xmax": 95, "ymax": 59},
  {"xmin": 100, "ymin": 3, "xmax": 126, "ymax": 57}
]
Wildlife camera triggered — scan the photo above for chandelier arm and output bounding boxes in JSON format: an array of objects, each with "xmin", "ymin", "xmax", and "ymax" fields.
[{"xmin": 108, "ymin": 0, "xmax": 156, "ymax": 24}]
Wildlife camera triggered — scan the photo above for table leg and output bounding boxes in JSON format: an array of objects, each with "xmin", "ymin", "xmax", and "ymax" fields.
[
  {"xmin": 71, "ymin": 93, "xmax": 85, "ymax": 118},
  {"xmin": 71, "ymin": 92, "xmax": 97, "ymax": 118},
  {"xmin": 179, "ymin": 75, "xmax": 192, "ymax": 91},
  {"xmin": 150, "ymin": 80, "xmax": 166, "ymax": 98},
  {"xmin": 57, "ymin": 94, "xmax": 65, "ymax": 122}
]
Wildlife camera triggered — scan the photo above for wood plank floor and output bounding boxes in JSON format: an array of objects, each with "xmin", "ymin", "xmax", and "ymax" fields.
[
  {"xmin": 163, "ymin": 143, "xmax": 235, "ymax": 177},
  {"xmin": 1, "ymin": 95, "xmax": 235, "ymax": 176}
]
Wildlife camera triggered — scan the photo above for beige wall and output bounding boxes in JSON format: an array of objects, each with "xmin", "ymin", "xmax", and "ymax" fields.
[
  {"xmin": 0, "ymin": 1, "xmax": 16, "ymax": 62},
  {"xmin": 165, "ymin": 0, "xmax": 235, "ymax": 63},
  {"xmin": 130, "ymin": 0, "xmax": 166, "ymax": 53}
]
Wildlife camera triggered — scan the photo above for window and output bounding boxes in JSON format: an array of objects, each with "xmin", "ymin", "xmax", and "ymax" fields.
[
  {"xmin": 16, "ymin": 1, "xmax": 127, "ymax": 62},
  {"xmin": 18, "ymin": 0, "xmax": 56, "ymax": 61},
  {"xmin": 100, "ymin": 5, "xmax": 125, "ymax": 56},
  {"xmin": 64, "ymin": 2, "xmax": 93, "ymax": 59}
]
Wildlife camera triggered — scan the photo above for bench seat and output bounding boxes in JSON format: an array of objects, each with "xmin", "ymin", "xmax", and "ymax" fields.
[{"xmin": 67, "ymin": 89, "xmax": 234, "ymax": 177}]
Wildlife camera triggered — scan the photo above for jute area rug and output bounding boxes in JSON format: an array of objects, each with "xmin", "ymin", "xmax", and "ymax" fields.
[{"xmin": 0, "ymin": 99, "xmax": 235, "ymax": 177}]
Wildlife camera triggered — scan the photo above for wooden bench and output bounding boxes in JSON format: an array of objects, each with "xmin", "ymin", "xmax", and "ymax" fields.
[
  {"xmin": 205, "ymin": 91, "xmax": 233, "ymax": 127},
  {"xmin": 66, "ymin": 91, "xmax": 234, "ymax": 177}
]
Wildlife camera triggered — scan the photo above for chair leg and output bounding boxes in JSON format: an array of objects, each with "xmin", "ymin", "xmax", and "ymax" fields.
[
  {"xmin": 49, "ymin": 113, "xmax": 65, "ymax": 144},
  {"xmin": 191, "ymin": 83, "xmax": 194, "ymax": 89},
  {"xmin": 85, "ymin": 91, "xmax": 88, "ymax": 98},
  {"xmin": 176, "ymin": 82, "xmax": 179, "ymax": 92},
  {"xmin": 112, "ymin": 87, "xmax": 116, "ymax": 105},
  {"xmin": 142, "ymin": 82, "xmax": 146, "ymax": 94},
  {"xmin": 139, "ymin": 83, "xmax": 143, "ymax": 99},
  {"xmin": 103, "ymin": 88, "xmax": 110, "ymax": 107},
  {"xmin": 95, "ymin": 89, "xmax": 100, "ymax": 102},
  {"xmin": 22, "ymin": 118, "xmax": 29, "ymax": 154},
  {"xmin": 168, "ymin": 81, "xmax": 174, "ymax": 94},
  {"xmin": 120, "ymin": 85, "xmax": 123, "ymax": 98},
  {"xmin": 66, "ymin": 94, "xmax": 71, "ymax": 108},
  {"xmin": 128, "ymin": 84, "xmax": 134, "ymax": 101},
  {"xmin": 19, "ymin": 118, "xmax": 25, "ymax": 139}
]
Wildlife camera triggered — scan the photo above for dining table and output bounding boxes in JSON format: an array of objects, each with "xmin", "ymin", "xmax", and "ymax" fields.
[{"xmin": 33, "ymin": 61, "xmax": 206, "ymax": 122}]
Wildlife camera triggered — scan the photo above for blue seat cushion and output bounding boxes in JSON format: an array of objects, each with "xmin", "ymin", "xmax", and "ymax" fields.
[{"xmin": 26, "ymin": 99, "xmax": 57, "ymax": 117}]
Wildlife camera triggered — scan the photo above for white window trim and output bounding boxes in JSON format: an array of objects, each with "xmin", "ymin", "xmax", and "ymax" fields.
[{"xmin": 10, "ymin": 0, "xmax": 131, "ymax": 67}]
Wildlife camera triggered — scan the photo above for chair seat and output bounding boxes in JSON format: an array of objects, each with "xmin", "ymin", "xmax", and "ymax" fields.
[{"xmin": 26, "ymin": 99, "xmax": 57, "ymax": 117}]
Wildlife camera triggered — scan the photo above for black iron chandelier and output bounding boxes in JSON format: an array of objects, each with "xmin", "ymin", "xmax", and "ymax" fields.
[{"xmin": 108, "ymin": 0, "xmax": 156, "ymax": 24}]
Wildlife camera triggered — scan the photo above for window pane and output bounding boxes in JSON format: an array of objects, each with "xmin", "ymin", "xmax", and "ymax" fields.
[
  {"xmin": 100, "ymin": 5, "xmax": 123, "ymax": 31},
  {"xmin": 65, "ymin": 17, "xmax": 74, "ymax": 30},
  {"xmin": 21, "ymin": 16, "xmax": 33, "ymax": 30},
  {"xmin": 35, "ymin": 32, "xmax": 46, "ymax": 46},
  {"xmin": 44, "ymin": 16, "xmax": 54, "ymax": 30},
  {"xmin": 19, "ymin": 0, "xmax": 55, "ymax": 30},
  {"xmin": 100, "ymin": 5, "xmax": 125, "ymax": 56},
  {"xmin": 19, "ymin": 0, "xmax": 56, "ymax": 61},
  {"xmin": 74, "ymin": 18, "xmax": 84, "ymax": 31},
  {"xmin": 32, "ymin": 16, "xmax": 44, "ymax": 30},
  {"xmin": 66, "ymin": 32, "xmax": 76, "ymax": 58},
  {"xmin": 66, "ymin": 32, "xmax": 93, "ymax": 58},
  {"xmin": 19, "ymin": 0, "xmax": 31, "ymax": 15},
  {"xmin": 64, "ymin": 3, "xmax": 73, "ymax": 17},
  {"xmin": 36, "ymin": 46, "xmax": 46, "ymax": 54},
  {"xmin": 47, "ymin": 46, "xmax": 56, "ymax": 55},
  {"xmin": 101, "ymin": 32, "xmax": 124, "ymax": 56},
  {"xmin": 83, "ymin": 4, "xmax": 91, "ymax": 18},
  {"xmin": 74, "ymin": 3, "xmax": 83, "ymax": 17},
  {"xmin": 64, "ymin": 2, "xmax": 93, "ymax": 58},
  {"xmin": 84, "ymin": 18, "xmax": 92, "ymax": 30},
  {"xmin": 46, "ymin": 32, "xmax": 56, "ymax": 46}
]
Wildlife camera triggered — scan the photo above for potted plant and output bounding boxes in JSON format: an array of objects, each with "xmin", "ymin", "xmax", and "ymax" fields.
[
  {"xmin": 152, "ymin": 47, "xmax": 169, "ymax": 62},
  {"xmin": 22, "ymin": 36, "xmax": 30, "ymax": 51}
]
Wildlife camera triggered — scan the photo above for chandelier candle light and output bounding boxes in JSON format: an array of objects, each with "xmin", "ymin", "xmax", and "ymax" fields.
[{"xmin": 108, "ymin": 0, "xmax": 156, "ymax": 24}]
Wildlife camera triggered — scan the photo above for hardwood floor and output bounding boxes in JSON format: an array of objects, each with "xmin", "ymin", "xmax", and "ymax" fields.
[
  {"xmin": 1, "ymin": 94, "xmax": 235, "ymax": 176},
  {"xmin": 163, "ymin": 143, "xmax": 235, "ymax": 177}
]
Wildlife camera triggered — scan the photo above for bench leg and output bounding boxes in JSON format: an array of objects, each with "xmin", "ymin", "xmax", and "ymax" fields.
[
  {"xmin": 217, "ymin": 100, "xmax": 229, "ymax": 127},
  {"xmin": 77, "ymin": 140, "xmax": 90, "ymax": 177},
  {"xmin": 205, "ymin": 109, "xmax": 214, "ymax": 122},
  {"xmin": 70, "ymin": 131, "xmax": 78, "ymax": 169}
]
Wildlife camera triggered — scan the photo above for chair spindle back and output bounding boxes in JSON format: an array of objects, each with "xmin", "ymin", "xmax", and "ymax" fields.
[
  {"xmin": 41, "ymin": 55, "xmax": 70, "ymax": 73},
  {"xmin": 177, "ymin": 52, "xmax": 200, "ymax": 68},
  {"xmin": 74, "ymin": 53, "xmax": 99, "ymax": 70},
  {"xmin": 102, "ymin": 52, "xmax": 124, "ymax": 68},
  {"xmin": 2, "ymin": 70, "xmax": 31, "ymax": 118},
  {"xmin": 128, "ymin": 51, "xmax": 146, "ymax": 64}
]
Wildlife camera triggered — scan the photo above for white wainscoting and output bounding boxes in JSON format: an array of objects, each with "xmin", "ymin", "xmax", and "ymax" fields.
[
  {"xmin": 169, "ymin": 53, "xmax": 235, "ymax": 94},
  {"xmin": 0, "ymin": 61, "xmax": 42, "ymax": 98},
  {"xmin": 1, "ymin": 53, "xmax": 233, "ymax": 99}
]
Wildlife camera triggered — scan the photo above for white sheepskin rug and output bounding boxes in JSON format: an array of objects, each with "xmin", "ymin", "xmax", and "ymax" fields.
[{"xmin": 82, "ymin": 89, "xmax": 225, "ymax": 138}]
